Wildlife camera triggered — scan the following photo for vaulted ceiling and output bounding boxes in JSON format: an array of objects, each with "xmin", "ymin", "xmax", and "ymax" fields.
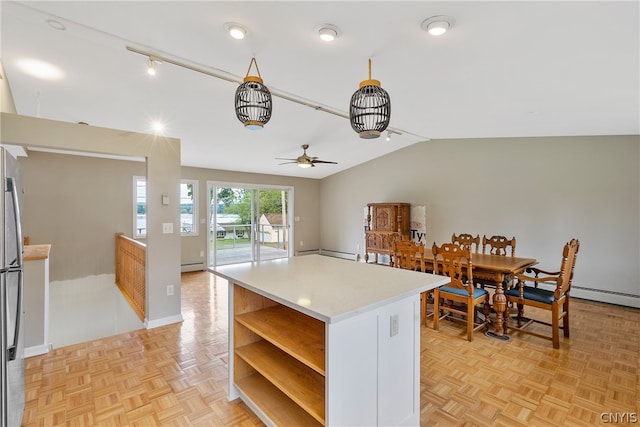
[{"xmin": 2, "ymin": 1, "xmax": 638, "ymax": 178}]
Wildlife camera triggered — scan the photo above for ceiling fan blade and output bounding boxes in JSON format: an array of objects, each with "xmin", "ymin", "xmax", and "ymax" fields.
[
  {"xmin": 311, "ymin": 160, "xmax": 338, "ymax": 164},
  {"xmin": 275, "ymin": 157, "xmax": 298, "ymax": 161},
  {"xmin": 278, "ymin": 161, "xmax": 298, "ymax": 165}
]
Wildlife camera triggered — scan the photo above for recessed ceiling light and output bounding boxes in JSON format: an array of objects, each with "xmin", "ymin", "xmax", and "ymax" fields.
[
  {"xmin": 224, "ymin": 22, "xmax": 247, "ymax": 40},
  {"xmin": 16, "ymin": 58, "xmax": 64, "ymax": 80},
  {"xmin": 46, "ymin": 19, "xmax": 66, "ymax": 31},
  {"xmin": 316, "ymin": 24, "xmax": 340, "ymax": 42},
  {"xmin": 421, "ymin": 15, "xmax": 455, "ymax": 36},
  {"xmin": 151, "ymin": 120, "xmax": 165, "ymax": 134}
]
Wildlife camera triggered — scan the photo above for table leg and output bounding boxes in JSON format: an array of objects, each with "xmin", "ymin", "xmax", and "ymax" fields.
[{"xmin": 492, "ymin": 282, "xmax": 507, "ymax": 337}]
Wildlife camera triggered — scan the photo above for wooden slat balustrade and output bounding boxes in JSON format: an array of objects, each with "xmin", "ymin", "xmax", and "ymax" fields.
[{"xmin": 115, "ymin": 232, "xmax": 146, "ymax": 321}]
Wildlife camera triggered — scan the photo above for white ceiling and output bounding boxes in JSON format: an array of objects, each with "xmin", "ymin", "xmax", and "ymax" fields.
[{"xmin": 2, "ymin": 1, "xmax": 638, "ymax": 179}]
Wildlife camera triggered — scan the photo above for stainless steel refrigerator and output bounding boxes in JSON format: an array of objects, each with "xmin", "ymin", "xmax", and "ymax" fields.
[{"xmin": 1, "ymin": 148, "xmax": 24, "ymax": 427}]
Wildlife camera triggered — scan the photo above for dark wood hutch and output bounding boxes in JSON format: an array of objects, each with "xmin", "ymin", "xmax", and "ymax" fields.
[{"xmin": 364, "ymin": 202, "xmax": 411, "ymax": 264}]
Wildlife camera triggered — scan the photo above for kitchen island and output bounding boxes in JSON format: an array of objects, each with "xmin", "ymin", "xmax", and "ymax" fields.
[{"xmin": 213, "ymin": 254, "xmax": 449, "ymax": 426}]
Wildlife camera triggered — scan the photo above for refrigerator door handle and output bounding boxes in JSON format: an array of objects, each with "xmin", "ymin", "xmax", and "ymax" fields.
[
  {"xmin": 6, "ymin": 270, "xmax": 22, "ymax": 362},
  {"xmin": 6, "ymin": 177, "xmax": 23, "ymax": 267}
]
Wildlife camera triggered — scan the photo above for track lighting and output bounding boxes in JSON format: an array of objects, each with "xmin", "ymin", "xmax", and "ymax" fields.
[
  {"xmin": 147, "ymin": 58, "xmax": 157, "ymax": 75},
  {"xmin": 126, "ymin": 46, "xmax": 428, "ymax": 141}
]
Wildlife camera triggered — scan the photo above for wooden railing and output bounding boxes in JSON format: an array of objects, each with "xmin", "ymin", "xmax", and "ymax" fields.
[{"xmin": 115, "ymin": 233, "xmax": 146, "ymax": 321}]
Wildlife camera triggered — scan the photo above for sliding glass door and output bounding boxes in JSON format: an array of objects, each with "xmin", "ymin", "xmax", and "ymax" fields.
[{"xmin": 207, "ymin": 183, "xmax": 292, "ymax": 267}]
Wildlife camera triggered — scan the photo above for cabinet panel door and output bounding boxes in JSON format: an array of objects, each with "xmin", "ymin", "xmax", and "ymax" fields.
[{"xmin": 372, "ymin": 206, "xmax": 395, "ymax": 231}]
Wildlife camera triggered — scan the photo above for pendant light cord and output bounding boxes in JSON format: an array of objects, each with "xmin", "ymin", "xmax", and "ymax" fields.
[{"xmin": 246, "ymin": 57, "xmax": 262, "ymax": 78}]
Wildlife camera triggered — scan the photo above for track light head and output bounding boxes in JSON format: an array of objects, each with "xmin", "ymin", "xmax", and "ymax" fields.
[{"xmin": 147, "ymin": 58, "xmax": 157, "ymax": 75}]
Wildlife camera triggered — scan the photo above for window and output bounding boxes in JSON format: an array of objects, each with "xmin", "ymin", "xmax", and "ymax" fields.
[
  {"xmin": 180, "ymin": 180, "xmax": 198, "ymax": 235},
  {"xmin": 134, "ymin": 176, "xmax": 146, "ymax": 238},
  {"xmin": 133, "ymin": 177, "xmax": 198, "ymax": 238}
]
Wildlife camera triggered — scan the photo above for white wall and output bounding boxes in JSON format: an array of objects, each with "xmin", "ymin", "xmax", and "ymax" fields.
[{"xmin": 320, "ymin": 135, "xmax": 640, "ymax": 307}]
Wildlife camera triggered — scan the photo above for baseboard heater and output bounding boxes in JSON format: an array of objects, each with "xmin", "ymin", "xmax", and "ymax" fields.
[
  {"xmin": 571, "ymin": 285, "xmax": 640, "ymax": 309},
  {"xmin": 296, "ymin": 249, "xmax": 358, "ymax": 261},
  {"xmin": 535, "ymin": 281, "xmax": 639, "ymax": 309},
  {"xmin": 181, "ymin": 262, "xmax": 206, "ymax": 272}
]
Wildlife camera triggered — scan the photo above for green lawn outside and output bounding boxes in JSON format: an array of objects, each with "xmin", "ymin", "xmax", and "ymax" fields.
[{"xmin": 212, "ymin": 238, "xmax": 284, "ymax": 250}]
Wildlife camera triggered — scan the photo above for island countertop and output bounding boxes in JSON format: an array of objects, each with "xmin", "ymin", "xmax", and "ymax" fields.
[{"xmin": 214, "ymin": 254, "xmax": 449, "ymax": 323}]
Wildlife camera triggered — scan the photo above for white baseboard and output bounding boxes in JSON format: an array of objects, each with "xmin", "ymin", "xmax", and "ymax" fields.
[
  {"xmin": 181, "ymin": 262, "xmax": 206, "ymax": 273},
  {"xmin": 571, "ymin": 287, "xmax": 640, "ymax": 308},
  {"xmin": 24, "ymin": 344, "xmax": 51, "ymax": 358},
  {"xmin": 535, "ymin": 282, "xmax": 640, "ymax": 308},
  {"xmin": 145, "ymin": 314, "xmax": 184, "ymax": 329}
]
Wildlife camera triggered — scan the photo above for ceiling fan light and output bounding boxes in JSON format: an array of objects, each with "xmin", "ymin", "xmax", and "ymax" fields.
[
  {"xmin": 349, "ymin": 59, "xmax": 391, "ymax": 139},
  {"xmin": 235, "ymin": 58, "xmax": 272, "ymax": 129},
  {"xmin": 298, "ymin": 161, "xmax": 313, "ymax": 168}
]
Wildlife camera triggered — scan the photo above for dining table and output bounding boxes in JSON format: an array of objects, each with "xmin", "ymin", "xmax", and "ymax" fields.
[{"xmin": 420, "ymin": 252, "xmax": 538, "ymax": 338}]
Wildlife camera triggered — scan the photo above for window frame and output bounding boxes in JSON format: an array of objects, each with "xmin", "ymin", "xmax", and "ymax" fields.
[
  {"xmin": 180, "ymin": 179, "xmax": 198, "ymax": 236},
  {"xmin": 133, "ymin": 177, "xmax": 199, "ymax": 238},
  {"xmin": 133, "ymin": 176, "xmax": 147, "ymax": 238}
]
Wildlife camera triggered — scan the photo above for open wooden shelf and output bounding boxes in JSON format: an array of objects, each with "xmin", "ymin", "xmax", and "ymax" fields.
[
  {"xmin": 235, "ymin": 304, "xmax": 325, "ymax": 375},
  {"xmin": 236, "ymin": 340, "xmax": 325, "ymax": 424},
  {"xmin": 236, "ymin": 373, "xmax": 323, "ymax": 427}
]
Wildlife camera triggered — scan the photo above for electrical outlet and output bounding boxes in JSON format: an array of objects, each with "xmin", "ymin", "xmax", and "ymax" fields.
[
  {"xmin": 162, "ymin": 222, "xmax": 173, "ymax": 234},
  {"xmin": 167, "ymin": 285, "xmax": 174, "ymax": 296},
  {"xmin": 200, "ymin": 251, "xmax": 204, "ymax": 258},
  {"xmin": 300, "ymin": 241, "xmax": 304, "ymax": 247}
]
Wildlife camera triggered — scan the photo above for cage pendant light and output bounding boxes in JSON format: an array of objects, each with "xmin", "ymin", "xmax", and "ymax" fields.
[
  {"xmin": 349, "ymin": 59, "xmax": 391, "ymax": 139},
  {"xmin": 235, "ymin": 57, "xmax": 272, "ymax": 129}
]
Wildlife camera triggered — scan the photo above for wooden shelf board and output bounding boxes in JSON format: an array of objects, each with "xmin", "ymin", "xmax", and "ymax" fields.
[
  {"xmin": 236, "ymin": 340, "xmax": 325, "ymax": 425},
  {"xmin": 235, "ymin": 305, "xmax": 326, "ymax": 375},
  {"xmin": 237, "ymin": 374, "xmax": 324, "ymax": 427}
]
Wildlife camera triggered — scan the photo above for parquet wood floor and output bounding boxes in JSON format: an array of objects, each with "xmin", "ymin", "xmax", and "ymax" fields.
[{"xmin": 22, "ymin": 271, "xmax": 639, "ymax": 426}]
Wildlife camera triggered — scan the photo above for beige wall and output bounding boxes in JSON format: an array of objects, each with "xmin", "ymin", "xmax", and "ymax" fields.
[
  {"xmin": 2, "ymin": 113, "xmax": 182, "ymax": 325},
  {"xmin": 320, "ymin": 135, "xmax": 640, "ymax": 306},
  {"xmin": 18, "ymin": 151, "xmax": 321, "ymax": 279},
  {"xmin": 10, "ymin": 122, "xmax": 640, "ymax": 308},
  {"xmin": 20, "ymin": 151, "xmax": 145, "ymax": 279}
]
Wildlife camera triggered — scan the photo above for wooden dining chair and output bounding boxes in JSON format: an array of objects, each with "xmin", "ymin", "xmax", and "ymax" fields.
[
  {"xmin": 505, "ymin": 238, "xmax": 580, "ymax": 349},
  {"xmin": 482, "ymin": 235, "xmax": 516, "ymax": 256},
  {"xmin": 451, "ymin": 233, "xmax": 480, "ymax": 253},
  {"xmin": 475, "ymin": 235, "xmax": 518, "ymax": 289},
  {"xmin": 432, "ymin": 242, "xmax": 490, "ymax": 341},
  {"xmin": 390, "ymin": 238, "xmax": 433, "ymax": 326}
]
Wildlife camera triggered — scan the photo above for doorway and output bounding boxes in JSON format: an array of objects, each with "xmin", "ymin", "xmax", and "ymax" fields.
[{"xmin": 207, "ymin": 183, "xmax": 292, "ymax": 267}]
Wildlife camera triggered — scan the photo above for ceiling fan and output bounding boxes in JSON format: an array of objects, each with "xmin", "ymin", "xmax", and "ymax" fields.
[{"xmin": 276, "ymin": 144, "xmax": 338, "ymax": 168}]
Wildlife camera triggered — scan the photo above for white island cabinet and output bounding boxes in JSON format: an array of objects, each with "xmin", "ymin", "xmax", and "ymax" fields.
[{"xmin": 214, "ymin": 255, "xmax": 449, "ymax": 426}]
